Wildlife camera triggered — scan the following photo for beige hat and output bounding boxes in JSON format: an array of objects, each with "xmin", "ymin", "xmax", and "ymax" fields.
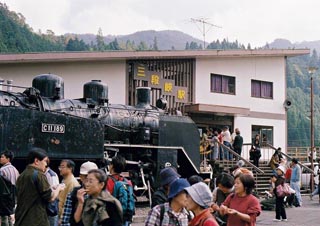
[{"xmin": 80, "ymin": 161, "xmax": 98, "ymax": 175}]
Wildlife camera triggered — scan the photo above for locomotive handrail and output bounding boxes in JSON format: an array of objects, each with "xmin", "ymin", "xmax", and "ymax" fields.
[
  {"xmin": 104, "ymin": 143, "xmax": 200, "ymax": 174},
  {"xmin": 220, "ymin": 143, "xmax": 265, "ymax": 174}
]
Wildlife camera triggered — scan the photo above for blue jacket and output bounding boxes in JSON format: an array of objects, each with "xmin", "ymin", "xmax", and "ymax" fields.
[{"xmin": 290, "ymin": 164, "xmax": 301, "ymax": 182}]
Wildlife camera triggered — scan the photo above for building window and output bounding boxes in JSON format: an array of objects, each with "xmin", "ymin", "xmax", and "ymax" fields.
[
  {"xmin": 211, "ymin": 74, "xmax": 235, "ymax": 94},
  {"xmin": 252, "ymin": 125, "xmax": 273, "ymax": 146},
  {"xmin": 251, "ymin": 80, "xmax": 273, "ymax": 98}
]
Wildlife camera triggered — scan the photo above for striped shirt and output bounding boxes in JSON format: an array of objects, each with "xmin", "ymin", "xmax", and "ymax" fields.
[
  {"xmin": 0, "ymin": 162, "xmax": 19, "ymax": 185},
  {"xmin": 145, "ymin": 202, "xmax": 189, "ymax": 226}
]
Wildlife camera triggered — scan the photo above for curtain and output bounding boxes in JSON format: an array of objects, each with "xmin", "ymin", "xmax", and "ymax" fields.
[
  {"xmin": 261, "ymin": 82, "xmax": 272, "ymax": 98},
  {"xmin": 212, "ymin": 75, "xmax": 222, "ymax": 92},
  {"xmin": 251, "ymin": 80, "xmax": 261, "ymax": 97}
]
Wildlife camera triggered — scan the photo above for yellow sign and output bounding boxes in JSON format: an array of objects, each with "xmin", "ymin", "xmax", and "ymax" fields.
[
  {"xmin": 164, "ymin": 82, "xmax": 173, "ymax": 92},
  {"xmin": 137, "ymin": 66, "xmax": 146, "ymax": 77},
  {"xmin": 177, "ymin": 89, "xmax": 186, "ymax": 100},
  {"xmin": 151, "ymin": 74, "xmax": 160, "ymax": 85}
]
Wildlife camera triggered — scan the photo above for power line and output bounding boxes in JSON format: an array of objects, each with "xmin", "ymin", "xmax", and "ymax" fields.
[{"xmin": 190, "ymin": 17, "xmax": 222, "ymax": 49}]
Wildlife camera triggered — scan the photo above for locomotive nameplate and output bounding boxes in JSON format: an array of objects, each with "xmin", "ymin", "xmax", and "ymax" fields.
[{"xmin": 41, "ymin": 123, "xmax": 65, "ymax": 133}]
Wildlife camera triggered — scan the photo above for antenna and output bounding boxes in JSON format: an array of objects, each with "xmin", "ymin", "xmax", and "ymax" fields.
[{"xmin": 190, "ymin": 18, "xmax": 222, "ymax": 49}]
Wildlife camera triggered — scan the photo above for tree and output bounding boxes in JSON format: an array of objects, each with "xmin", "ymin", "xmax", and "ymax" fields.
[
  {"xmin": 152, "ymin": 36, "xmax": 158, "ymax": 50},
  {"xmin": 137, "ymin": 41, "xmax": 148, "ymax": 50},
  {"xmin": 96, "ymin": 27, "xmax": 105, "ymax": 51},
  {"xmin": 185, "ymin": 42, "xmax": 190, "ymax": 50}
]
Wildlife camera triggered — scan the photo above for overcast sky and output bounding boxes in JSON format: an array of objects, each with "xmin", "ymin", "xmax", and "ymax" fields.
[{"xmin": 2, "ymin": 0, "xmax": 320, "ymax": 47}]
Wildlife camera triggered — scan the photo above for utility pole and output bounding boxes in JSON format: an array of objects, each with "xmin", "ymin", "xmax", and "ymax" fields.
[
  {"xmin": 190, "ymin": 18, "xmax": 221, "ymax": 49},
  {"xmin": 308, "ymin": 66, "xmax": 317, "ymax": 193}
]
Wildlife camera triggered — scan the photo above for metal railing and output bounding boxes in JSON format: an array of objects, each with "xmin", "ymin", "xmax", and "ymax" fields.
[{"xmin": 219, "ymin": 143, "xmax": 264, "ymax": 174}]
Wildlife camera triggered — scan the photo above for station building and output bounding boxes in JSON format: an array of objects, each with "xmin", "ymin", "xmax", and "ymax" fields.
[{"xmin": 0, "ymin": 49, "xmax": 309, "ymax": 151}]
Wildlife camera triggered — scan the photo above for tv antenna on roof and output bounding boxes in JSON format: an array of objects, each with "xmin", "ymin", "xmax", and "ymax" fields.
[{"xmin": 190, "ymin": 18, "xmax": 222, "ymax": 49}]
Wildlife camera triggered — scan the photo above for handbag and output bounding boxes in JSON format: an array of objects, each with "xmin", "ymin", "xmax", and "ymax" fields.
[{"xmin": 276, "ymin": 183, "xmax": 292, "ymax": 197}]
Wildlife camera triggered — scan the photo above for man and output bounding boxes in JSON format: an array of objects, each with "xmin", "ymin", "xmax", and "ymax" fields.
[
  {"xmin": 0, "ymin": 150, "xmax": 20, "ymax": 226},
  {"xmin": 232, "ymin": 129, "xmax": 243, "ymax": 160},
  {"xmin": 15, "ymin": 148, "xmax": 65, "ymax": 226},
  {"xmin": 58, "ymin": 160, "xmax": 80, "ymax": 222},
  {"xmin": 212, "ymin": 173, "xmax": 234, "ymax": 225},
  {"xmin": 290, "ymin": 158, "xmax": 302, "ymax": 207},
  {"xmin": 60, "ymin": 161, "xmax": 98, "ymax": 226},
  {"xmin": 221, "ymin": 126, "xmax": 233, "ymax": 160},
  {"xmin": 151, "ymin": 167, "xmax": 180, "ymax": 207}
]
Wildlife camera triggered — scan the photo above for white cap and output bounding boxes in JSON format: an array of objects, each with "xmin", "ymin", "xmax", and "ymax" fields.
[{"xmin": 80, "ymin": 161, "xmax": 98, "ymax": 175}]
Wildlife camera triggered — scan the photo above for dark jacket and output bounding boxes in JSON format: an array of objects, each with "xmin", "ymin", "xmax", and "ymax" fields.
[
  {"xmin": 0, "ymin": 175, "xmax": 15, "ymax": 215},
  {"xmin": 233, "ymin": 135, "xmax": 243, "ymax": 150},
  {"xmin": 151, "ymin": 187, "xmax": 167, "ymax": 208}
]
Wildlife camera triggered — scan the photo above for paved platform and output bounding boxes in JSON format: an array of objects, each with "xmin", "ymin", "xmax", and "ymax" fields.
[{"xmin": 132, "ymin": 195, "xmax": 320, "ymax": 226}]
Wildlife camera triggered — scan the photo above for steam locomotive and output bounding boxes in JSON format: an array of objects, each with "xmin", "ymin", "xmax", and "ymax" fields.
[{"xmin": 0, "ymin": 74, "xmax": 202, "ymax": 191}]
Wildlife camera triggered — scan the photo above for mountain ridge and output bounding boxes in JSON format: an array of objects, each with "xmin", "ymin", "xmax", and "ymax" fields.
[{"xmin": 67, "ymin": 29, "xmax": 204, "ymax": 50}]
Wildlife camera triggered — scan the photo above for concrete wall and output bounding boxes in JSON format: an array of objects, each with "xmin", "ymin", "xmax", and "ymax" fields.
[
  {"xmin": 0, "ymin": 60, "xmax": 127, "ymax": 104},
  {"xmin": 195, "ymin": 56, "xmax": 286, "ymax": 149}
]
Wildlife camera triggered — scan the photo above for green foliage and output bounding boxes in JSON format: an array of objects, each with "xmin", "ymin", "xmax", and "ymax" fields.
[
  {"xmin": 203, "ymin": 38, "xmax": 245, "ymax": 50},
  {"xmin": 0, "ymin": 3, "xmax": 63, "ymax": 52},
  {"xmin": 66, "ymin": 37, "xmax": 89, "ymax": 51},
  {"xmin": 287, "ymin": 52, "xmax": 320, "ymax": 146}
]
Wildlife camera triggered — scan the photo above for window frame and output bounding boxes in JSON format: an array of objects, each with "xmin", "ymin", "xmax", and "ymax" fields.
[
  {"xmin": 210, "ymin": 73, "xmax": 236, "ymax": 95},
  {"xmin": 251, "ymin": 125, "xmax": 274, "ymax": 147},
  {"xmin": 251, "ymin": 79, "xmax": 273, "ymax": 99}
]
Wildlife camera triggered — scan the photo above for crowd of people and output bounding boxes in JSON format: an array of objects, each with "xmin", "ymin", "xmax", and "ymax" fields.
[
  {"xmin": 200, "ymin": 127, "xmax": 244, "ymax": 162},
  {"xmin": 146, "ymin": 163, "xmax": 262, "ymax": 226},
  {"xmin": 0, "ymin": 148, "xmax": 133, "ymax": 226},
  {"xmin": 0, "ymin": 144, "xmax": 319, "ymax": 226}
]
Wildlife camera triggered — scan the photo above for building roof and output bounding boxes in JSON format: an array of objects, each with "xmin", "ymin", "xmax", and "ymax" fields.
[{"xmin": 0, "ymin": 49, "xmax": 310, "ymax": 64}]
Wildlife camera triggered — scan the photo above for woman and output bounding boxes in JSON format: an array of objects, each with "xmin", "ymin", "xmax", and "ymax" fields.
[
  {"xmin": 219, "ymin": 174, "xmax": 261, "ymax": 226},
  {"xmin": 75, "ymin": 169, "xmax": 123, "ymax": 226},
  {"xmin": 145, "ymin": 178, "xmax": 190, "ymax": 226},
  {"xmin": 273, "ymin": 166, "xmax": 287, "ymax": 222},
  {"xmin": 269, "ymin": 151, "xmax": 280, "ymax": 176},
  {"xmin": 185, "ymin": 182, "xmax": 219, "ymax": 226},
  {"xmin": 250, "ymin": 134, "xmax": 261, "ymax": 167}
]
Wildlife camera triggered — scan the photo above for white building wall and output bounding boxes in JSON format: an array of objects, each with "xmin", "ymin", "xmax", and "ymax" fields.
[
  {"xmin": 195, "ymin": 57, "xmax": 286, "ymax": 113},
  {"xmin": 0, "ymin": 61, "xmax": 127, "ymax": 104},
  {"xmin": 195, "ymin": 56, "xmax": 287, "ymax": 149}
]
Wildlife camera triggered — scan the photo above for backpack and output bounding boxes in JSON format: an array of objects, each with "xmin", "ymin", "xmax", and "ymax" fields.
[
  {"xmin": 32, "ymin": 170, "xmax": 59, "ymax": 217},
  {"xmin": 109, "ymin": 175, "xmax": 135, "ymax": 221}
]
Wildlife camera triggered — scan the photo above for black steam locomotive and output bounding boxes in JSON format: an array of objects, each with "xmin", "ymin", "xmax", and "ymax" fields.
[{"xmin": 0, "ymin": 74, "xmax": 202, "ymax": 191}]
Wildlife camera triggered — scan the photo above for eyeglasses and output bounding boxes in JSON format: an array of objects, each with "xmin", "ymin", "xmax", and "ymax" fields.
[{"xmin": 58, "ymin": 166, "xmax": 67, "ymax": 170}]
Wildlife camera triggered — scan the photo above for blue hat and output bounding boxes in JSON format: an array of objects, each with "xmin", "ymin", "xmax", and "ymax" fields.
[
  {"xmin": 168, "ymin": 178, "xmax": 190, "ymax": 199},
  {"xmin": 160, "ymin": 167, "xmax": 180, "ymax": 186}
]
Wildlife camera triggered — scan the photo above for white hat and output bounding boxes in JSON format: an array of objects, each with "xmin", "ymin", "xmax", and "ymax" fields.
[
  {"xmin": 277, "ymin": 165, "xmax": 286, "ymax": 174},
  {"xmin": 80, "ymin": 161, "xmax": 98, "ymax": 175}
]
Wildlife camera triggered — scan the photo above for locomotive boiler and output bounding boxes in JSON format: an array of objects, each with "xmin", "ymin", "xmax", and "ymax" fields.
[{"xmin": 0, "ymin": 74, "xmax": 201, "ymax": 190}]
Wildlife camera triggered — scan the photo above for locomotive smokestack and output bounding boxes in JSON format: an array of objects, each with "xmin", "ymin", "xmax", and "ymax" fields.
[{"xmin": 136, "ymin": 87, "xmax": 151, "ymax": 109}]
